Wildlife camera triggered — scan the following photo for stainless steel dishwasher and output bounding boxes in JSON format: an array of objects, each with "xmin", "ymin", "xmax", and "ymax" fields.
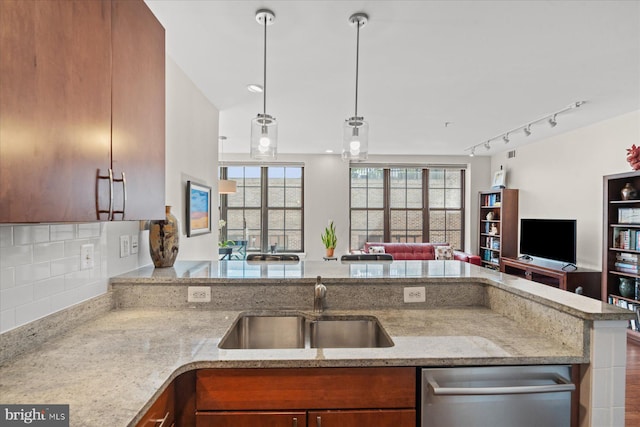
[{"xmin": 422, "ymin": 365, "xmax": 575, "ymax": 427}]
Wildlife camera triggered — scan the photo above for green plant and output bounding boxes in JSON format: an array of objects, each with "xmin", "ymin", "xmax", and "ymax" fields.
[
  {"xmin": 321, "ymin": 221, "xmax": 337, "ymax": 249},
  {"xmin": 218, "ymin": 239, "xmax": 235, "ymax": 248}
]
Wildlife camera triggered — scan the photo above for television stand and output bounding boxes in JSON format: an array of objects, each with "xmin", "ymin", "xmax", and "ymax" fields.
[{"xmin": 500, "ymin": 257, "xmax": 601, "ymax": 299}]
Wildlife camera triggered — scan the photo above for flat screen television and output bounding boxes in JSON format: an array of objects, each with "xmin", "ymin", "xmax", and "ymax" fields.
[{"xmin": 519, "ymin": 219, "xmax": 577, "ymax": 264}]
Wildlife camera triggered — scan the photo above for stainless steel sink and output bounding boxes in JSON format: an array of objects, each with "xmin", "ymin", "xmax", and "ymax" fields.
[
  {"xmin": 218, "ymin": 312, "xmax": 394, "ymax": 349},
  {"xmin": 218, "ymin": 313, "xmax": 305, "ymax": 349},
  {"xmin": 310, "ymin": 316, "xmax": 394, "ymax": 348}
]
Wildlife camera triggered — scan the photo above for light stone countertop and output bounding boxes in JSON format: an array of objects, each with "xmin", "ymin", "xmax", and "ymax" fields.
[{"xmin": 0, "ymin": 260, "xmax": 634, "ymax": 427}]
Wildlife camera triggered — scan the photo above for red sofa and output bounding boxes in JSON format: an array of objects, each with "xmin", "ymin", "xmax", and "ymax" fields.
[{"xmin": 363, "ymin": 242, "xmax": 482, "ymax": 266}]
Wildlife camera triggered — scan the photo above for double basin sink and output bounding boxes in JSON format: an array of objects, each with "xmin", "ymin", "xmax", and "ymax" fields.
[{"xmin": 219, "ymin": 312, "xmax": 394, "ymax": 349}]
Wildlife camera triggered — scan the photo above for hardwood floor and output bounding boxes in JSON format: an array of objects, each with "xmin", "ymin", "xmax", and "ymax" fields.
[{"xmin": 627, "ymin": 340, "xmax": 640, "ymax": 427}]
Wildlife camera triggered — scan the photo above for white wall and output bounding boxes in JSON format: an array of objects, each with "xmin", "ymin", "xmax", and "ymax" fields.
[
  {"xmin": 163, "ymin": 57, "xmax": 219, "ymax": 261},
  {"xmin": 223, "ymin": 152, "xmax": 492, "ymax": 260},
  {"xmin": 0, "ymin": 55, "xmax": 220, "ymax": 333},
  {"xmin": 490, "ymin": 111, "xmax": 640, "ymax": 269}
]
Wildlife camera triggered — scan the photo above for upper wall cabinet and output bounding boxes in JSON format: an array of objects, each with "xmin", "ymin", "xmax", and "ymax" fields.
[{"xmin": 0, "ymin": 0, "xmax": 165, "ymax": 223}]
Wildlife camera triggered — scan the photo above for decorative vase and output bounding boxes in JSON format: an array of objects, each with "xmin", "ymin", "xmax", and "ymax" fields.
[
  {"xmin": 621, "ymin": 183, "xmax": 637, "ymax": 201},
  {"xmin": 619, "ymin": 278, "xmax": 635, "ymax": 298},
  {"xmin": 149, "ymin": 206, "xmax": 180, "ymax": 268},
  {"xmin": 326, "ymin": 248, "xmax": 335, "ymax": 257}
]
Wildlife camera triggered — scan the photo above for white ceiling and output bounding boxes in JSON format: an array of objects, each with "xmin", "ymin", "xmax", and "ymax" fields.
[{"xmin": 145, "ymin": 0, "xmax": 640, "ymax": 156}]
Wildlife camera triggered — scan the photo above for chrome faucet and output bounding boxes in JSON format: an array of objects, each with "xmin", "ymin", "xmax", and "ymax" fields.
[{"xmin": 314, "ymin": 275, "xmax": 327, "ymax": 313}]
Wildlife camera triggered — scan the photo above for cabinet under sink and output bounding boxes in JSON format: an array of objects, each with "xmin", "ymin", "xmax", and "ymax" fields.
[{"xmin": 218, "ymin": 312, "xmax": 394, "ymax": 349}]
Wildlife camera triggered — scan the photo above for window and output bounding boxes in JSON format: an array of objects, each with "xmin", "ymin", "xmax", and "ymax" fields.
[
  {"xmin": 220, "ymin": 165, "xmax": 304, "ymax": 252},
  {"xmin": 350, "ymin": 166, "xmax": 465, "ymax": 250}
]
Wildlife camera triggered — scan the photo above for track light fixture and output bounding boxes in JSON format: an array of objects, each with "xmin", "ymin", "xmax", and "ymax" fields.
[{"xmin": 465, "ymin": 101, "xmax": 585, "ymax": 156}]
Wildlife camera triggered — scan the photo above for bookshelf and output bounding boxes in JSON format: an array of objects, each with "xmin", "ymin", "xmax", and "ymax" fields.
[
  {"xmin": 478, "ymin": 189, "xmax": 518, "ymax": 270},
  {"xmin": 603, "ymin": 171, "xmax": 640, "ymax": 343}
]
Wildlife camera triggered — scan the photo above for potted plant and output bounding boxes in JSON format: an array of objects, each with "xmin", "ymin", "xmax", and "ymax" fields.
[{"xmin": 321, "ymin": 221, "xmax": 337, "ymax": 257}]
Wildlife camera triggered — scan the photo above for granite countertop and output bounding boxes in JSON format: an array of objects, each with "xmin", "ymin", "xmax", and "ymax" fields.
[
  {"xmin": 0, "ymin": 305, "xmax": 582, "ymax": 426},
  {"xmin": 0, "ymin": 260, "xmax": 634, "ymax": 426}
]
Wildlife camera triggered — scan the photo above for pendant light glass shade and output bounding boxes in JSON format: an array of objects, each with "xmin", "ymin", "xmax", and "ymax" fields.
[
  {"xmin": 251, "ymin": 9, "xmax": 277, "ymax": 160},
  {"xmin": 251, "ymin": 113, "xmax": 278, "ymax": 159},
  {"xmin": 342, "ymin": 116, "xmax": 368, "ymax": 160},
  {"xmin": 342, "ymin": 13, "xmax": 369, "ymax": 162}
]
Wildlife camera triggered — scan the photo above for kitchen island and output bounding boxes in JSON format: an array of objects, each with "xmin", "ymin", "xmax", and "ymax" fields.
[{"xmin": 0, "ymin": 260, "xmax": 633, "ymax": 426}]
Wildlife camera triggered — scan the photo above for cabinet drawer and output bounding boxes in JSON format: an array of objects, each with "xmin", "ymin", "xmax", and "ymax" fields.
[
  {"xmin": 135, "ymin": 381, "xmax": 174, "ymax": 427},
  {"xmin": 196, "ymin": 411, "xmax": 305, "ymax": 427},
  {"xmin": 196, "ymin": 367, "xmax": 416, "ymax": 411}
]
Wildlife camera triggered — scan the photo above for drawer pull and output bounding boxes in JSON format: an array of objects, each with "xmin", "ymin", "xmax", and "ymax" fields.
[
  {"xmin": 316, "ymin": 415, "xmax": 322, "ymax": 427},
  {"xmin": 97, "ymin": 168, "xmax": 114, "ymax": 220},
  {"xmin": 112, "ymin": 171, "xmax": 126, "ymax": 219},
  {"xmin": 292, "ymin": 417, "xmax": 298, "ymax": 427},
  {"xmin": 151, "ymin": 411, "xmax": 169, "ymax": 427}
]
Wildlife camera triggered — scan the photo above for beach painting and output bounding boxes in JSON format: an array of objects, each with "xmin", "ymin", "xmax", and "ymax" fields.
[{"xmin": 186, "ymin": 181, "xmax": 211, "ymax": 236}]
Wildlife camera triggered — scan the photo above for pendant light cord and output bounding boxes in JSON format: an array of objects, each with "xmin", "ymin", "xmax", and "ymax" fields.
[
  {"xmin": 354, "ymin": 20, "xmax": 360, "ymax": 118},
  {"xmin": 263, "ymin": 17, "xmax": 267, "ymax": 116}
]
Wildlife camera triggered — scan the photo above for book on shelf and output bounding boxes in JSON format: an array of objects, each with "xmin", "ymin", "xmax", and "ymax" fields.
[
  {"xmin": 618, "ymin": 208, "xmax": 640, "ymax": 224},
  {"xmin": 613, "ymin": 228, "xmax": 640, "ymax": 250},
  {"xmin": 482, "ymin": 193, "xmax": 502, "ymax": 207},
  {"xmin": 608, "ymin": 295, "xmax": 640, "ymax": 331}
]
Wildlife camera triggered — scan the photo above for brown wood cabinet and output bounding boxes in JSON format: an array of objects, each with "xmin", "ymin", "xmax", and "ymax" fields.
[
  {"xmin": 195, "ymin": 367, "xmax": 416, "ymax": 427},
  {"xmin": 0, "ymin": 0, "xmax": 164, "ymax": 223},
  {"xmin": 501, "ymin": 257, "xmax": 601, "ymax": 299},
  {"xmin": 602, "ymin": 171, "xmax": 640, "ymax": 343},
  {"xmin": 478, "ymin": 189, "xmax": 519, "ymax": 270}
]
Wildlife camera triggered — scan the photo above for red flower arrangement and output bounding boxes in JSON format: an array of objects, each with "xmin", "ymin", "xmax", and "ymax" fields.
[{"xmin": 627, "ymin": 144, "xmax": 640, "ymax": 170}]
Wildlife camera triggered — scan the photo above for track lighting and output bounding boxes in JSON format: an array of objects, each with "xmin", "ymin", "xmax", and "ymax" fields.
[{"xmin": 465, "ymin": 101, "xmax": 585, "ymax": 155}]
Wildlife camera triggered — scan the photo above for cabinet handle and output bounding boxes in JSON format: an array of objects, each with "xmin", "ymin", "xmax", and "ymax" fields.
[
  {"xmin": 292, "ymin": 417, "xmax": 298, "ymax": 427},
  {"xmin": 151, "ymin": 411, "xmax": 169, "ymax": 427},
  {"xmin": 97, "ymin": 168, "xmax": 114, "ymax": 220},
  {"xmin": 112, "ymin": 171, "xmax": 126, "ymax": 219},
  {"xmin": 316, "ymin": 416, "xmax": 322, "ymax": 427}
]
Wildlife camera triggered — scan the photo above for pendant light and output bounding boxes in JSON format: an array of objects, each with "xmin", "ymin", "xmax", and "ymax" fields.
[
  {"xmin": 250, "ymin": 9, "xmax": 277, "ymax": 160},
  {"xmin": 218, "ymin": 136, "xmax": 237, "ymax": 194},
  {"xmin": 342, "ymin": 13, "xmax": 369, "ymax": 162}
]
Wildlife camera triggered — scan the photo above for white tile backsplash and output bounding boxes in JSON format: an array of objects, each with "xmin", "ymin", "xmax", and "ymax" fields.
[{"xmin": 0, "ymin": 222, "xmax": 146, "ymax": 333}]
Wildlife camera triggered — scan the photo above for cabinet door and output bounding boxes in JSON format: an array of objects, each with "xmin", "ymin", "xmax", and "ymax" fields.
[
  {"xmin": 111, "ymin": 0, "xmax": 165, "ymax": 220},
  {"xmin": 308, "ymin": 409, "xmax": 416, "ymax": 427},
  {"xmin": 196, "ymin": 411, "xmax": 306, "ymax": 427},
  {"xmin": 0, "ymin": 0, "xmax": 111, "ymax": 222}
]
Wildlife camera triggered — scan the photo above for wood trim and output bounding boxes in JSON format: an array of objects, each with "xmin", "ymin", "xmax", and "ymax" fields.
[{"xmin": 195, "ymin": 367, "xmax": 416, "ymax": 411}]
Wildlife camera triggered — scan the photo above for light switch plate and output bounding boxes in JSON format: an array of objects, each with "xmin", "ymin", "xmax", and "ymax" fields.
[
  {"xmin": 131, "ymin": 235, "xmax": 139, "ymax": 254},
  {"xmin": 80, "ymin": 244, "xmax": 94, "ymax": 270},
  {"xmin": 120, "ymin": 235, "xmax": 130, "ymax": 258}
]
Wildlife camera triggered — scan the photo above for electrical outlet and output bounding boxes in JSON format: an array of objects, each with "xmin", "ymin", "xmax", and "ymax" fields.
[
  {"xmin": 80, "ymin": 244, "xmax": 94, "ymax": 270},
  {"xmin": 120, "ymin": 235, "xmax": 130, "ymax": 258},
  {"xmin": 131, "ymin": 234, "xmax": 139, "ymax": 254},
  {"xmin": 188, "ymin": 286, "xmax": 211, "ymax": 303},
  {"xmin": 404, "ymin": 286, "xmax": 426, "ymax": 303}
]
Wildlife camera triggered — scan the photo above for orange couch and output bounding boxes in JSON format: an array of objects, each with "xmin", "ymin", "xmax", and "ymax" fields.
[{"xmin": 364, "ymin": 242, "xmax": 482, "ymax": 265}]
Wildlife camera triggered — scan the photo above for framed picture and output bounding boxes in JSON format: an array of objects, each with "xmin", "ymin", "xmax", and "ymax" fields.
[
  {"xmin": 492, "ymin": 170, "xmax": 506, "ymax": 189},
  {"xmin": 186, "ymin": 181, "xmax": 212, "ymax": 237}
]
